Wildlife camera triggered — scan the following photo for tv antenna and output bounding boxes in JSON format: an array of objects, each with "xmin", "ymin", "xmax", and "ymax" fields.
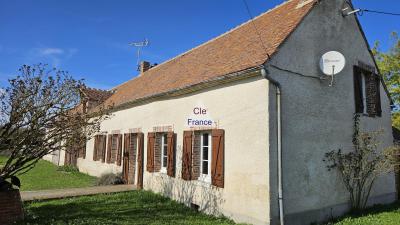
[{"xmin": 129, "ymin": 38, "xmax": 149, "ymax": 68}]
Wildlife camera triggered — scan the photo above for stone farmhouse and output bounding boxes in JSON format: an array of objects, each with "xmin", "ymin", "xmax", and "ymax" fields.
[{"xmin": 44, "ymin": 0, "xmax": 397, "ymax": 224}]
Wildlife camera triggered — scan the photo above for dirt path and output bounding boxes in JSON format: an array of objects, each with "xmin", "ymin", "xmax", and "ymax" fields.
[{"xmin": 21, "ymin": 184, "xmax": 136, "ymax": 201}]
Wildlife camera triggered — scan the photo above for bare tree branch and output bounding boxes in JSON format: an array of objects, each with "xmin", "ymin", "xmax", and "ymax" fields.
[{"xmin": 0, "ymin": 64, "xmax": 111, "ymax": 189}]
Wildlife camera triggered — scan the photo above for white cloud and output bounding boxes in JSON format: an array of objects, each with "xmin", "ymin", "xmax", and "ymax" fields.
[
  {"xmin": 38, "ymin": 48, "xmax": 65, "ymax": 56},
  {"xmin": 26, "ymin": 47, "xmax": 78, "ymax": 68}
]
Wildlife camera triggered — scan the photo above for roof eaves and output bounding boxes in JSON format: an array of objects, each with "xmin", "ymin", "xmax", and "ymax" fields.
[{"xmin": 102, "ymin": 66, "xmax": 263, "ymax": 113}]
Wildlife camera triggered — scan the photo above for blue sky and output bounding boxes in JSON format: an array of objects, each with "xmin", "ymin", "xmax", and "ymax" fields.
[{"xmin": 0, "ymin": 0, "xmax": 399, "ymax": 89}]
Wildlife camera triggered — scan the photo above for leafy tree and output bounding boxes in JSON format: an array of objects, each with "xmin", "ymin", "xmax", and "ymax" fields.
[
  {"xmin": 0, "ymin": 64, "xmax": 111, "ymax": 191},
  {"xmin": 373, "ymin": 32, "xmax": 400, "ymax": 128}
]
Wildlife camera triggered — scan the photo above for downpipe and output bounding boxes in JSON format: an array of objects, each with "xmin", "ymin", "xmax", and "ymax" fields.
[{"xmin": 261, "ymin": 66, "xmax": 284, "ymax": 225}]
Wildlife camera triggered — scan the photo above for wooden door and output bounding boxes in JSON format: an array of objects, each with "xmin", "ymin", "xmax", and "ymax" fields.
[
  {"xmin": 122, "ymin": 133, "xmax": 137, "ymax": 184},
  {"xmin": 122, "ymin": 153, "xmax": 129, "ymax": 184},
  {"xmin": 136, "ymin": 133, "xmax": 144, "ymax": 189}
]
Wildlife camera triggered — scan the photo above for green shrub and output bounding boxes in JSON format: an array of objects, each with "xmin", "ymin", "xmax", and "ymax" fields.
[
  {"xmin": 96, "ymin": 173, "xmax": 124, "ymax": 186},
  {"xmin": 57, "ymin": 165, "xmax": 79, "ymax": 173}
]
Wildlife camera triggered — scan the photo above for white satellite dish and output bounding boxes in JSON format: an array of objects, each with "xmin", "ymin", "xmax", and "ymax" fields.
[{"xmin": 319, "ymin": 51, "xmax": 346, "ymax": 86}]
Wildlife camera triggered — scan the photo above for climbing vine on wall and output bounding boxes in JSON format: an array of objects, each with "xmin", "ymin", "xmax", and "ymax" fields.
[{"xmin": 323, "ymin": 114, "xmax": 399, "ymax": 211}]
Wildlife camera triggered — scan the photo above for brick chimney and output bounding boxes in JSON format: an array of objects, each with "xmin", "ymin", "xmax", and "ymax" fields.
[{"xmin": 140, "ymin": 61, "xmax": 151, "ymax": 74}]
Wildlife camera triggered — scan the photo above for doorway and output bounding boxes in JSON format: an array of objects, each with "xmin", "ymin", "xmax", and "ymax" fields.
[{"xmin": 122, "ymin": 132, "xmax": 144, "ymax": 188}]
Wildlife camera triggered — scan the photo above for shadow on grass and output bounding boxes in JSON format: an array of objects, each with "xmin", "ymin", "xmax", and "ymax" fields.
[
  {"xmin": 21, "ymin": 191, "xmax": 236, "ymax": 225},
  {"xmin": 325, "ymin": 201, "xmax": 400, "ymax": 225}
]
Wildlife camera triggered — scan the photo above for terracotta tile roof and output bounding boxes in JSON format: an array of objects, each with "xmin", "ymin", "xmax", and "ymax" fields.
[
  {"xmin": 69, "ymin": 88, "xmax": 112, "ymax": 114},
  {"xmin": 103, "ymin": 0, "xmax": 316, "ymax": 109},
  {"xmin": 81, "ymin": 87, "xmax": 112, "ymax": 102}
]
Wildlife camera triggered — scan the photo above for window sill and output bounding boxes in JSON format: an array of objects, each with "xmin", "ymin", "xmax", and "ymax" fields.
[
  {"xmin": 151, "ymin": 170, "xmax": 168, "ymax": 178},
  {"xmin": 360, "ymin": 113, "xmax": 381, "ymax": 118}
]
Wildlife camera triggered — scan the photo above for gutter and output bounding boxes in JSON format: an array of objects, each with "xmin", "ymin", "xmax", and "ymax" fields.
[{"xmin": 261, "ymin": 65, "xmax": 284, "ymax": 225}]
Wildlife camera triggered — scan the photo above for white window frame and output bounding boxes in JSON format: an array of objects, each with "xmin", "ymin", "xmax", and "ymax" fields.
[
  {"xmin": 199, "ymin": 132, "xmax": 212, "ymax": 183},
  {"xmin": 132, "ymin": 134, "xmax": 139, "ymax": 183},
  {"xmin": 160, "ymin": 133, "xmax": 168, "ymax": 173},
  {"xmin": 361, "ymin": 72, "xmax": 367, "ymax": 114}
]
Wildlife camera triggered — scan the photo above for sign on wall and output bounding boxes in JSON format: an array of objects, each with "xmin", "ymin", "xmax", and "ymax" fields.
[{"xmin": 185, "ymin": 105, "xmax": 218, "ymax": 130}]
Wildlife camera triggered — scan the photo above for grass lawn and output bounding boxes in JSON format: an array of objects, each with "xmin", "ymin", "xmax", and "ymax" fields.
[
  {"xmin": 22, "ymin": 191, "xmax": 238, "ymax": 225},
  {"xmin": 329, "ymin": 202, "xmax": 400, "ymax": 225},
  {"xmin": 0, "ymin": 155, "xmax": 96, "ymax": 191}
]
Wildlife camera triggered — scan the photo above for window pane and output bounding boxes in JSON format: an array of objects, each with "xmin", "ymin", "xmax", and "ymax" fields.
[
  {"xmin": 163, "ymin": 146, "xmax": 167, "ymax": 155},
  {"xmin": 163, "ymin": 134, "xmax": 168, "ymax": 144},
  {"xmin": 202, "ymin": 147, "xmax": 208, "ymax": 160},
  {"xmin": 203, "ymin": 133, "xmax": 209, "ymax": 146},
  {"xmin": 163, "ymin": 156, "xmax": 167, "ymax": 167},
  {"xmin": 112, "ymin": 136, "xmax": 117, "ymax": 148},
  {"xmin": 202, "ymin": 161, "xmax": 208, "ymax": 175}
]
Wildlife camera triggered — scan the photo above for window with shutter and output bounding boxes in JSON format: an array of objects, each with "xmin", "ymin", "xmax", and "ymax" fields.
[
  {"xmin": 361, "ymin": 72, "xmax": 368, "ymax": 114},
  {"xmin": 146, "ymin": 132, "xmax": 156, "ymax": 172},
  {"xmin": 147, "ymin": 132, "xmax": 175, "ymax": 177},
  {"xmin": 106, "ymin": 134, "xmax": 112, "ymax": 163},
  {"xmin": 137, "ymin": 132, "xmax": 144, "ymax": 189},
  {"xmin": 211, "ymin": 129, "xmax": 224, "ymax": 188},
  {"xmin": 166, "ymin": 132, "xmax": 175, "ymax": 177},
  {"xmin": 192, "ymin": 132, "xmax": 201, "ymax": 180},
  {"xmin": 353, "ymin": 66, "xmax": 364, "ymax": 114},
  {"xmin": 182, "ymin": 131, "xmax": 193, "ymax": 180},
  {"xmin": 150, "ymin": 132, "xmax": 176, "ymax": 176},
  {"xmin": 93, "ymin": 135, "xmax": 99, "ymax": 161},
  {"xmin": 354, "ymin": 66, "xmax": 382, "ymax": 117},
  {"xmin": 366, "ymin": 72, "xmax": 377, "ymax": 116},
  {"xmin": 182, "ymin": 129, "xmax": 224, "ymax": 188},
  {"xmin": 100, "ymin": 135, "xmax": 106, "ymax": 162},
  {"xmin": 376, "ymin": 76, "xmax": 382, "ymax": 117},
  {"xmin": 160, "ymin": 133, "xmax": 168, "ymax": 173},
  {"xmin": 93, "ymin": 135, "xmax": 106, "ymax": 162},
  {"xmin": 78, "ymin": 138, "xmax": 86, "ymax": 159},
  {"xmin": 130, "ymin": 134, "xmax": 138, "ymax": 176},
  {"xmin": 199, "ymin": 132, "xmax": 212, "ymax": 183},
  {"xmin": 122, "ymin": 133, "xmax": 130, "ymax": 184},
  {"xmin": 124, "ymin": 133, "xmax": 130, "ymax": 157},
  {"xmin": 154, "ymin": 133, "xmax": 162, "ymax": 172},
  {"xmin": 110, "ymin": 134, "xmax": 119, "ymax": 163},
  {"xmin": 116, "ymin": 134, "xmax": 123, "ymax": 166}
]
